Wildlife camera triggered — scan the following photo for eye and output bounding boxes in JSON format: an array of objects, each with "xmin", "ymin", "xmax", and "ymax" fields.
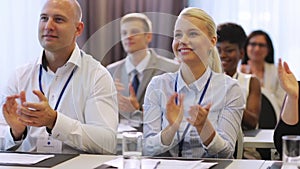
[
  {"xmin": 225, "ymin": 49, "xmax": 235, "ymax": 53},
  {"xmin": 174, "ymin": 32, "xmax": 182, "ymax": 39},
  {"xmin": 131, "ymin": 29, "xmax": 142, "ymax": 36},
  {"xmin": 54, "ymin": 17, "xmax": 64, "ymax": 23},
  {"xmin": 40, "ymin": 16, "xmax": 48, "ymax": 22},
  {"xmin": 189, "ymin": 31, "xmax": 199, "ymax": 37}
]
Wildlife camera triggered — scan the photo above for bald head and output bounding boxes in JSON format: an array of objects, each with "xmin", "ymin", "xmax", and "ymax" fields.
[{"xmin": 43, "ymin": 0, "xmax": 82, "ymax": 22}]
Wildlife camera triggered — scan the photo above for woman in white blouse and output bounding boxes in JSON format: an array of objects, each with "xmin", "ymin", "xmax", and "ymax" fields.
[{"xmin": 143, "ymin": 7, "xmax": 245, "ymax": 158}]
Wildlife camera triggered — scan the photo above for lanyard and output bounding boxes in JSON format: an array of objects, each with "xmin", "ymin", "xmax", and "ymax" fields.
[
  {"xmin": 234, "ymin": 72, "xmax": 239, "ymax": 80},
  {"xmin": 175, "ymin": 70, "xmax": 212, "ymax": 157},
  {"xmin": 39, "ymin": 65, "xmax": 77, "ymax": 111}
]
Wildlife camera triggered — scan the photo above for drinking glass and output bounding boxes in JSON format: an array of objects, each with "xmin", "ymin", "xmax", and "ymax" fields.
[
  {"xmin": 282, "ymin": 135, "xmax": 300, "ymax": 168},
  {"xmin": 122, "ymin": 132, "xmax": 143, "ymax": 169}
]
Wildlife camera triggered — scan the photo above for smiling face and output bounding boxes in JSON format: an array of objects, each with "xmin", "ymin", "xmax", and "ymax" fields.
[
  {"xmin": 246, "ymin": 35, "xmax": 269, "ymax": 63},
  {"xmin": 120, "ymin": 20, "xmax": 152, "ymax": 54},
  {"xmin": 217, "ymin": 41, "xmax": 243, "ymax": 76},
  {"xmin": 38, "ymin": 0, "xmax": 83, "ymax": 53},
  {"xmin": 172, "ymin": 16, "xmax": 215, "ymax": 68}
]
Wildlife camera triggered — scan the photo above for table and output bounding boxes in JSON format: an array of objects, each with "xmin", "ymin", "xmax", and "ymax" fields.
[
  {"xmin": 0, "ymin": 154, "xmax": 273, "ymax": 169},
  {"xmin": 243, "ymin": 129, "xmax": 275, "ymax": 149},
  {"xmin": 237, "ymin": 129, "xmax": 276, "ymax": 159}
]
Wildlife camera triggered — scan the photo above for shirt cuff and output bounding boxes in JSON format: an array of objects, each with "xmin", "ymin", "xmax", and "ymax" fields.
[
  {"xmin": 51, "ymin": 111, "xmax": 75, "ymax": 141},
  {"xmin": 10, "ymin": 127, "xmax": 27, "ymax": 141},
  {"xmin": 158, "ymin": 130, "xmax": 175, "ymax": 148},
  {"xmin": 203, "ymin": 132, "xmax": 226, "ymax": 154}
]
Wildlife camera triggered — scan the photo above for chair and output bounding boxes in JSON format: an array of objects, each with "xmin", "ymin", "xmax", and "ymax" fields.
[
  {"xmin": 236, "ymin": 127, "xmax": 244, "ymax": 159},
  {"xmin": 258, "ymin": 88, "xmax": 281, "ymax": 129},
  {"xmin": 257, "ymin": 88, "xmax": 281, "ymax": 159}
]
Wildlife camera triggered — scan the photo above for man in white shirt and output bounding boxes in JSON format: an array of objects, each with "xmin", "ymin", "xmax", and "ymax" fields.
[
  {"xmin": 0, "ymin": 0, "xmax": 118, "ymax": 154},
  {"xmin": 107, "ymin": 13, "xmax": 179, "ymax": 131}
]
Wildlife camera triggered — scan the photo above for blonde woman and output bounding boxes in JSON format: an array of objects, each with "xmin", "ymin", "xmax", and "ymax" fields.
[{"xmin": 143, "ymin": 7, "xmax": 244, "ymax": 158}]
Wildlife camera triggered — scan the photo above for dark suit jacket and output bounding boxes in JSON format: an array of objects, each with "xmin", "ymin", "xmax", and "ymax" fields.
[{"xmin": 106, "ymin": 49, "xmax": 179, "ymax": 123}]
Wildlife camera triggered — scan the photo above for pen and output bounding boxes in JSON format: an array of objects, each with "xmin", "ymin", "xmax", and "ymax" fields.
[{"xmin": 153, "ymin": 161, "xmax": 161, "ymax": 169}]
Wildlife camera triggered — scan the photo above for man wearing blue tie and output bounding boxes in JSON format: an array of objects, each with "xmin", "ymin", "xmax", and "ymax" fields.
[{"xmin": 107, "ymin": 13, "xmax": 179, "ymax": 131}]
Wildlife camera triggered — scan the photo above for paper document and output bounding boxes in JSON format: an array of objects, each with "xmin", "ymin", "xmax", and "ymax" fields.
[
  {"xmin": 0, "ymin": 153, "xmax": 54, "ymax": 165},
  {"xmin": 105, "ymin": 157, "xmax": 217, "ymax": 169},
  {"xmin": 117, "ymin": 123, "xmax": 137, "ymax": 133}
]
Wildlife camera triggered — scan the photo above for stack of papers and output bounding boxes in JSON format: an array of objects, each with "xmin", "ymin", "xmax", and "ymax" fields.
[
  {"xmin": 117, "ymin": 123, "xmax": 137, "ymax": 133},
  {"xmin": 0, "ymin": 153, "xmax": 54, "ymax": 165},
  {"xmin": 104, "ymin": 157, "xmax": 217, "ymax": 169}
]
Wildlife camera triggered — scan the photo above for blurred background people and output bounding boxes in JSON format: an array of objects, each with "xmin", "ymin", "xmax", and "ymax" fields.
[
  {"xmin": 217, "ymin": 22, "xmax": 261, "ymax": 159},
  {"xmin": 106, "ymin": 13, "xmax": 179, "ymax": 131},
  {"xmin": 240, "ymin": 30, "xmax": 285, "ymax": 111}
]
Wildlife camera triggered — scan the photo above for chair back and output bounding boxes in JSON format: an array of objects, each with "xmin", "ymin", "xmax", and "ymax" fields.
[{"xmin": 258, "ymin": 88, "xmax": 280, "ymax": 129}]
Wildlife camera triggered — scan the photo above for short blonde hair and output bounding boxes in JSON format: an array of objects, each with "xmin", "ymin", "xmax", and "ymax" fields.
[
  {"xmin": 121, "ymin": 13, "xmax": 152, "ymax": 32},
  {"xmin": 178, "ymin": 7, "xmax": 222, "ymax": 73}
]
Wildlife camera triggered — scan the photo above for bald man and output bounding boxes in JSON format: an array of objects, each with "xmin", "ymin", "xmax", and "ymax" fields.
[{"xmin": 0, "ymin": 0, "xmax": 118, "ymax": 154}]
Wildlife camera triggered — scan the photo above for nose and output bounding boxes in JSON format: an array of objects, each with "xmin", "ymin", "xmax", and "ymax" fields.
[
  {"xmin": 44, "ymin": 18, "xmax": 54, "ymax": 30},
  {"xmin": 218, "ymin": 49, "xmax": 226, "ymax": 58},
  {"xmin": 178, "ymin": 34, "xmax": 189, "ymax": 44}
]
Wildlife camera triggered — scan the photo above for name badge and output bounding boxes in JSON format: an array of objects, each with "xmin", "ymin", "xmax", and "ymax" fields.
[{"xmin": 37, "ymin": 135, "xmax": 62, "ymax": 153}]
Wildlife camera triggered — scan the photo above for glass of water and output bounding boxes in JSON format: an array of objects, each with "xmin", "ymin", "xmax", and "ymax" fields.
[
  {"xmin": 282, "ymin": 135, "xmax": 300, "ymax": 167},
  {"xmin": 122, "ymin": 132, "xmax": 143, "ymax": 169}
]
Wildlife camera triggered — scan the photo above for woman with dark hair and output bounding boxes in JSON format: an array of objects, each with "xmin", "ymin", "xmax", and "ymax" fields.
[
  {"xmin": 273, "ymin": 59, "xmax": 300, "ymax": 157},
  {"xmin": 240, "ymin": 30, "xmax": 285, "ymax": 110}
]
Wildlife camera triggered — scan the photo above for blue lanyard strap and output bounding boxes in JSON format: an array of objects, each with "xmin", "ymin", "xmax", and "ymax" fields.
[
  {"xmin": 175, "ymin": 71, "xmax": 212, "ymax": 157},
  {"xmin": 39, "ymin": 65, "xmax": 77, "ymax": 110}
]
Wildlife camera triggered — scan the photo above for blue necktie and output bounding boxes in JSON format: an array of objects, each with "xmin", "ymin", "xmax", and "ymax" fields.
[{"xmin": 132, "ymin": 71, "xmax": 140, "ymax": 94}]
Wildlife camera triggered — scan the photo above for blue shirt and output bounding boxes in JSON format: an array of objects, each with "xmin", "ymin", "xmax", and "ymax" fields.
[{"xmin": 143, "ymin": 68, "xmax": 245, "ymax": 158}]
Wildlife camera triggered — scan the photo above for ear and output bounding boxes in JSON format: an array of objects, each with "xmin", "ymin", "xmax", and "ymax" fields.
[
  {"xmin": 211, "ymin": 36, "xmax": 217, "ymax": 46},
  {"xmin": 239, "ymin": 48, "xmax": 245, "ymax": 60},
  {"xmin": 145, "ymin": 32, "xmax": 153, "ymax": 44},
  {"xmin": 75, "ymin": 22, "xmax": 84, "ymax": 37}
]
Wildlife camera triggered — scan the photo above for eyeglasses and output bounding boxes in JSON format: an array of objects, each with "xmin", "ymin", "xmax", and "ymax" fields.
[{"xmin": 248, "ymin": 42, "xmax": 268, "ymax": 48}]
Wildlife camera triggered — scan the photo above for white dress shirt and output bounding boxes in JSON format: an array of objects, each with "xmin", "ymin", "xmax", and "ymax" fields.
[
  {"xmin": 0, "ymin": 45, "xmax": 118, "ymax": 154},
  {"xmin": 125, "ymin": 50, "xmax": 151, "ymax": 82},
  {"xmin": 143, "ymin": 67, "xmax": 245, "ymax": 158}
]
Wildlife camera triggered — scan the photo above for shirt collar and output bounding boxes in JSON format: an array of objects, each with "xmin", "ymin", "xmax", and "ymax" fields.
[
  {"xmin": 37, "ymin": 44, "xmax": 82, "ymax": 70},
  {"xmin": 125, "ymin": 50, "xmax": 151, "ymax": 74},
  {"xmin": 176, "ymin": 67, "xmax": 212, "ymax": 92}
]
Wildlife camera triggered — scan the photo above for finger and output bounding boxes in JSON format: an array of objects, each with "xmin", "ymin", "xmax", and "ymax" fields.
[
  {"xmin": 129, "ymin": 84, "xmax": 137, "ymax": 97},
  {"xmin": 283, "ymin": 61, "xmax": 292, "ymax": 74},
  {"xmin": 178, "ymin": 94, "xmax": 184, "ymax": 107},
  {"xmin": 6, "ymin": 97, "xmax": 17, "ymax": 111},
  {"xmin": 3, "ymin": 103, "xmax": 8, "ymax": 114},
  {"xmin": 203, "ymin": 103, "xmax": 212, "ymax": 111},
  {"xmin": 32, "ymin": 90, "xmax": 47, "ymax": 102},
  {"xmin": 117, "ymin": 93, "xmax": 127, "ymax": 103},
  {"xmin": 278, "ymin": 58, "xmax": 283, "ymax": 73},
  {"xmin": 115, "ymin": 80, "xmax": 125, "ymax": 91},
  {"xmin": 188, "ymin": 105, "xmax": 199, "ymax": 119},
  {"xmin": 167, "ymin": 93, "xmax": 178, "ymax": 106},
  {"xmin": 20, "ymin": 91, "xmax": 26, "ymax": 105},
  {"xmin": 6, "ymin": 94, "xmax": 20, "ymax": 100},
  {"xmin": 18, "ymin": 117, "xmax": 36, "ymax": 127},
  {"xmin": 186, "ymin": 118, "xmax": 195, "ymax": 125},
  {"xmin": 18, "ymin": 106, "xmax": 40, "ymax": 118}
]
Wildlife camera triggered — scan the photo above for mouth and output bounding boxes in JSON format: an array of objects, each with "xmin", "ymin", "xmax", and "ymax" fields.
[
  {"xmin": 178, "ymin": 48, "xmax": 193, "ymax": 55},
  {"xmin": 42, "ymin": 35, "xmax": 58, "ymax": 39}
]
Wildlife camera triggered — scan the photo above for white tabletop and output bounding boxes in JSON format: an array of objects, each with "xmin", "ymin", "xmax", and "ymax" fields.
[
  {"xmin": 243, "ymin": 129, "xmax": 275, "ymax": 149},
  {"xmin": 0, "ymin": 154, "xmax": 269, "ymax": 169}
]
